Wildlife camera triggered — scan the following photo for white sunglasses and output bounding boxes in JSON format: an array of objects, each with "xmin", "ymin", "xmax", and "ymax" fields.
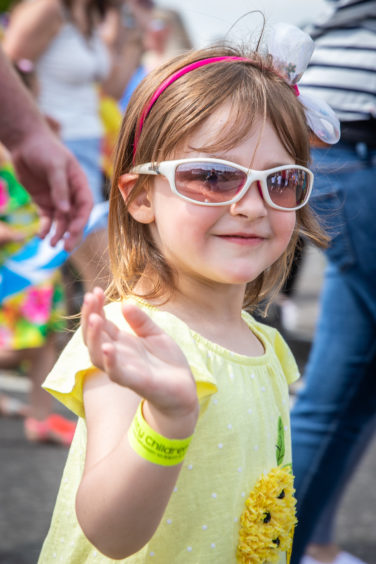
[{"xmin": 131, "ymin": 157, "xmax": 314, "ymax": 211}]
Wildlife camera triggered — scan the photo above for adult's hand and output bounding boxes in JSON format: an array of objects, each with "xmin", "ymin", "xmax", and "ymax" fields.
[
  {"xmin": 10, "ymin": 128, "xmax": 93, "ymax": 251},
  {"xmin": 0, "ymin": 47, "xmax": 93, "ymax": 251}
]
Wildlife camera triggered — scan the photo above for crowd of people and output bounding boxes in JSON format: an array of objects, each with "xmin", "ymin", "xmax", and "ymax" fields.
[{"xmin": 0, "ymin": 0, "xmax": 375, "ymax": 563}]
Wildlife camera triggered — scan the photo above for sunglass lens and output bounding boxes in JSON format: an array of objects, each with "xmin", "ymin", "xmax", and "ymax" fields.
[
  {"xmin": 175, "ymin": 162, "xmax": 247, "ymax": 203},
  {"xmin": 266, "ymin": 168, "xmax": 310, "ymax": 208}
]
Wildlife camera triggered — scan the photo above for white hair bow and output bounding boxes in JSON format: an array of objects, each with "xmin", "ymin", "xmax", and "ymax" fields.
[{"xmin": 268, "ymin": 23, "xmax": 340, "ymax": 144}]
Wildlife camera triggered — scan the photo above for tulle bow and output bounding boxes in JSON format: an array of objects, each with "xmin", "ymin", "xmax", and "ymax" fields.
[{"xmin": 268, "ymin": 23, "xmax": 340, "ymax": 144}]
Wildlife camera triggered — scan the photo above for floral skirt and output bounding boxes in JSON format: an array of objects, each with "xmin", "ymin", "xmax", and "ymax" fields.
[{"xmin": 0, "ymin": 270, "xmax": 65, "ymax": 350}]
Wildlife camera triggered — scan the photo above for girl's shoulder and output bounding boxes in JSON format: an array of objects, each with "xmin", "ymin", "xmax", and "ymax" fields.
[
  {"xmin": 242, "ymin": 311, "xmax": 300, "ymax": 385},
  {"xmin": 242, "ymin": 310, "xmax": 285, "ymax": 346}
]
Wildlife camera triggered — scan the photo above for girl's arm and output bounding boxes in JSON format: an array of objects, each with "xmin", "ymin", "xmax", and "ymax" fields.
[
  {"xmin": 3, "ymin": 0, "xmax": 62, "ymax": 63},
  {"xmin": 76, "ymin": 289, "xmax": 199, "ymax": 559}
]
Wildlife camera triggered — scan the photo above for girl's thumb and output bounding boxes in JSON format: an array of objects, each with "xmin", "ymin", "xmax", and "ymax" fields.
[{"xmin": 121, "ymin": 302, "xmax": 161, "ymax": 338}]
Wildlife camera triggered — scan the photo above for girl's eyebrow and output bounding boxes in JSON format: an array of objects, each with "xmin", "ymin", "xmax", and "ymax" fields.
[
  {"xmin": 194, "ymin": 153, "xmax": 295, "ymax": 169},
  {"xmin": 182, "ymin": 148, "xmax": 295, "ymax": 168},
  {"xmin": 260, "ymin": 161, "xmax": 296, "ymax": 169}
]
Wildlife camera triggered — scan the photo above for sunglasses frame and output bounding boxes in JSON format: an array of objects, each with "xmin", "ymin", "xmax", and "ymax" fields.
[{"xmin": 130, "ymin": 157, "xmax": 314, "ymax": 211}]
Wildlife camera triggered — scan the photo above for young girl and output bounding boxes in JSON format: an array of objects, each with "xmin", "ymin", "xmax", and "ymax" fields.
[{"xmin": 39, "ymin": 23, "xmax": 339, "ymax": 563}]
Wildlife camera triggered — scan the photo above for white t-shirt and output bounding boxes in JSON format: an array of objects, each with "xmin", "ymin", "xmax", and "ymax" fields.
[{"xmin": 37, "ymin": 22, "xmax": 110, "ymax": 140}]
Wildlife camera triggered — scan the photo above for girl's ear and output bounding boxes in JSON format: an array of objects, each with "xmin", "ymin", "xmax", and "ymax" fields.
[{"xmin": 118, "ymin": 173, "xmax": 155, "ymax": 224}]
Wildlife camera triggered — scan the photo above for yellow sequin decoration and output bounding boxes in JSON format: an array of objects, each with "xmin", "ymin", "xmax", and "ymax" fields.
[{"xmin": 237, "ymin": 466, "xmax": 297, "ymax": 563}]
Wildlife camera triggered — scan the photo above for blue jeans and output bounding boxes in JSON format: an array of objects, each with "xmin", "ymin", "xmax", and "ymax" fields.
[
  {"xmin": 290, "ymin": 142, "xmax": 376, "ymax": 562},
  {"xmin": 310, "ymin": 414, "xmax": 376, "ymax": 545},
  {"xmin": 64, "ymin": 138, "xmax": 104, "ymax": 204}
]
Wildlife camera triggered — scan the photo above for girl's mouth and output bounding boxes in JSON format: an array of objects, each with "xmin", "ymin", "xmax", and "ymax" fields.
[{"xmin": 216, "ymin": 234, "xmax": 265, "ymax": 245}]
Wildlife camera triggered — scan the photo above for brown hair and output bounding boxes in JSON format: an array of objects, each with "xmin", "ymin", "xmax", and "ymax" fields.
[
  {"xmin": 62, "ymin": 0, "xmax": 117, "ymax": 28},
  {"xmin": 107, "ymin": 43, "xmax": 328, "ymax": 310}
]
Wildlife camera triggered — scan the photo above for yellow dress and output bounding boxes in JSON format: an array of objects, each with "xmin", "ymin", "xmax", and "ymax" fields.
[{"xmin": 39, "ymin": 301, "xmax": 299, "ymax": 564}]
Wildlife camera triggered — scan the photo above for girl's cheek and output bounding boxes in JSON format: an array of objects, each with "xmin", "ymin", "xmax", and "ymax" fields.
[{"xmin": 275, "ymin": 212, "xmax": 296, "ymax": 243}]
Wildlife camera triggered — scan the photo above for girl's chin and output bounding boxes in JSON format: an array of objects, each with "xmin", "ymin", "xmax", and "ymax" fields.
[
  {"xmin": 212, "ymin": 273, "xmax": 262, "ymax": 286},
  {"xmin": 222, "ymin": 269, "xmax": 263, "ymax": 284}
]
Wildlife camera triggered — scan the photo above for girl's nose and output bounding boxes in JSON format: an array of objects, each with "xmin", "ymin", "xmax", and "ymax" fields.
[{"xmin": 229, "ymin": 181, "xmax": 267, "ymax": 218}]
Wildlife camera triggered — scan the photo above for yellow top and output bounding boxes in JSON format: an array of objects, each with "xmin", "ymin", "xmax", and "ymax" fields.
[{"xmin": 39, "ymin": 300, "xmax": 299, "ymax": 564}]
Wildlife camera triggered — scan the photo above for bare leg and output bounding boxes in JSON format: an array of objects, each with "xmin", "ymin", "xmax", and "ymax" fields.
[
  {"xmin": 0, "ymin": 348, "xmax": 26, "ymax": 369},
  {"xmin": 0, "ymin": 349, "xmax": 30, "ymax": 416},
  {"xmin": 22, "ymin": 334, "xmax": 76, "ymax": 445},
  {"xmin": 25, "ymin": 334, "xmax": 57, "ymax": 420}
]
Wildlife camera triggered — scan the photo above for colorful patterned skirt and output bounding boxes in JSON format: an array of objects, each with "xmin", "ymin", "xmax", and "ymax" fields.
[
  {"xmin": 0, "ymin": 164, "xmax": 65, "ymax": 350},
  {"xmin": 0, "ymin": 270, "xmax": 65, "ymax": 349}
]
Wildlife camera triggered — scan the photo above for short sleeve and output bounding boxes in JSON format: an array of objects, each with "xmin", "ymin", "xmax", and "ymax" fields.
[
  {"xmin": 42, "ymin": 326, "xmax": 95, "ymax": 418},
  {"xmin": 42, "ymin": 301, "xmax": 134, "ymax": 418},
  {"xmin": 243, "ymin": 312, "xmax": 300, "ymax": 386},
  {"xmin": 272, "ymin": 329, "xmax": 300, "ymax": 385}
]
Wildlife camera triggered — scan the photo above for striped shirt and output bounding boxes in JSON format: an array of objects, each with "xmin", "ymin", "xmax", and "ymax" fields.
[{"xmin": 299, "ymin": 0, "xmax": 376, "ymax": 126}]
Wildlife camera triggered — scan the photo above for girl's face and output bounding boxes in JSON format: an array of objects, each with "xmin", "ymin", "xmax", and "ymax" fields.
[{"xmin": 132, "ymin": 104, "xmax": 296, "ymax": 293}]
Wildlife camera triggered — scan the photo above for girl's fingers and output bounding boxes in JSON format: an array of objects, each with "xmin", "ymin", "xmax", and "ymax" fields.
[
  {"xmin": 82, "ymin": 297, "xmax": 95, "ymax": 345},
  {"xmin": 82, "ymin": 288, "xmax": 106, "ymax": 345},
  {"xmin": 121, "ymin": 302, "xmax": 164, "ymax": 339},
  {"xmin": 86, "ymin": 312, "xmax": 109, "ymax": 369},
  {"xmin": 81, "ymin": 300, "xmax": 91, "ymax": 345},
  {"xmin": 102, "ymin": 316, "xmax": 120, "ymax": 341},
  {"xmin": 92, "ymin": 286, "xmax": 105, "ymax": 311},
  {"xmin": 101, "ymin": 341, "xmax": 150, "ymax": 397},
  {"xmin": 101, "ymin": 342, "xmax": 116, "ymax": 374},
  {"xmin": 85, "ymin": 310, "xmax": 120, "ymax": 370}
]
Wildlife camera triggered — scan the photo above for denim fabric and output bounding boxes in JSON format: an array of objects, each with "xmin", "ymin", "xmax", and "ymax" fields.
[
  {"xmin": 290, "ymin": 142, "xmax": 376, "ymax": 562},
  {"xmin": 64, "ymin": 138, "xmax": 104, "ymax": 204},
  {"xmin": 310, "ymin": 414, "xmax": 376, "ymax": 545}
]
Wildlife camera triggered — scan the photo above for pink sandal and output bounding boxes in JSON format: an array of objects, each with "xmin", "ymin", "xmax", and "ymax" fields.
[{"xmin": 24, "ymin": 414, "xmax": 76, "ymax": 446}]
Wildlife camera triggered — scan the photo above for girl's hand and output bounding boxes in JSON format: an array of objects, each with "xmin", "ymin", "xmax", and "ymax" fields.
[{"xmin": 82, "ymin": 288, "xmax": 198, "ymax": 436}]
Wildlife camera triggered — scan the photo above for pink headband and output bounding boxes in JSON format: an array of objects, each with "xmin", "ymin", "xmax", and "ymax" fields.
[{"xmin": 132, "ymin": 56, "xmax": 300, "ymax": 159}]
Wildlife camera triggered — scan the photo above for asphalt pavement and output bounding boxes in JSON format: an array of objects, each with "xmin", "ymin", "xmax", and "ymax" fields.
[{"xmin": 0, "ymin": 245, "xmax": 375, "ymax": 563}]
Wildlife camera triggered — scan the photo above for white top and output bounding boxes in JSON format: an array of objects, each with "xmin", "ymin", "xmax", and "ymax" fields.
[{"xmin": 37, "ymin": 22, "xmax": 110, "ymax": 140}]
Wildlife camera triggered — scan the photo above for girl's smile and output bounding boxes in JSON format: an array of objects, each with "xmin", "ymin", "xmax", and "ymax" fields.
[{"xmin": 214, "ymin": 233, "xmax": 266, "ymax": 246}]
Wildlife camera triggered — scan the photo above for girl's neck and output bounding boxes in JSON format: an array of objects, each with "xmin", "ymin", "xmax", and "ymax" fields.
[
  {"xmin": 161, "ymin": 289, "xmax": 264, "ymax": 357},
  {"xmin": 133, "ymin": 277, "xmax": 264, "ymax": 357},
  {"xmin": 140, "ymin": 273, "xmax": 251, "ymax": 320},
  {"xmin": 166, "ymin": 288, "xmax": 244, "ymax": 325},
  {"xmin": 137, "ymin": 274, "xmax": 245, "ymax": 320}
]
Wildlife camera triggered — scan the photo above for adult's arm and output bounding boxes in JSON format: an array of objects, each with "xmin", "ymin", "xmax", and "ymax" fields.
[
  {"xmin": 100, "ymin": 0, "xmax": 153, "ymax": 100},
  {"xmin": 0, "ymin": 47, "xmax": 93, "ymax": 251},
  {"xmin": 3, "ymin": 0, "xmax": 62, "ymax": 61}
]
